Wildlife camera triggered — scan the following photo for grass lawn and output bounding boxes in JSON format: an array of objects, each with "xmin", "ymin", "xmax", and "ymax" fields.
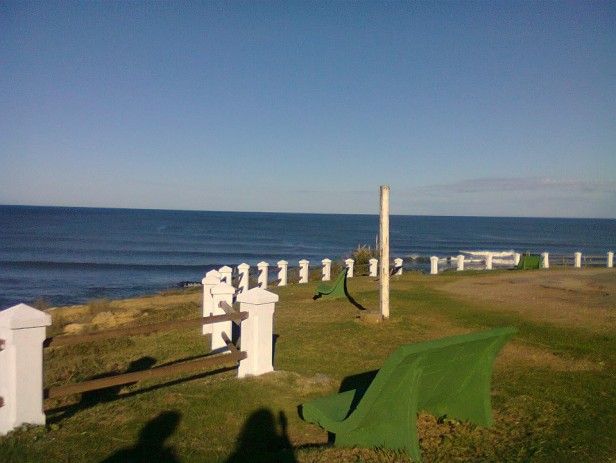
[{"xmin": 1, "ymin": 269, "xmax": 614, "ymax": 462}]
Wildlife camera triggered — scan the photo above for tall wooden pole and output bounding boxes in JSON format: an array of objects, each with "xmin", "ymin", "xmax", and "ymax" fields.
[{"xmin": 379, "ymin": 185, "xmax": 390, "ymax": 319}]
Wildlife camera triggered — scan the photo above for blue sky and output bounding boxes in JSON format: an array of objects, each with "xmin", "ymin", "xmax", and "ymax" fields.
[{"xmin": 1, "ymin": 1, "xmax": 615, "ymax": 218}]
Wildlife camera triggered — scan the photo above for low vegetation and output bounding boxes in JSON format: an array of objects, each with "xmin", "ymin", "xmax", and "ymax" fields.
[{"xmin": 1, "ymin": 269, "xmax": 614, "ymax": 462}]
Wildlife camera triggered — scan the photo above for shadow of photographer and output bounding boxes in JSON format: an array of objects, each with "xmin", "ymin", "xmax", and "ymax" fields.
[
  {"xmin": 225, "ymin": 408, "xmax": 297, "ymax": 463},
  {"xmin": 101, "ymin": 410, "xmax": 181, "ymax": 463}
]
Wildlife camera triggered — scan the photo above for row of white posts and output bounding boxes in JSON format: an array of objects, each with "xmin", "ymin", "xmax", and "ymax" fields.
[
  {"xmin": 219, "ymin": 251, "xmax": 615, "ymax": 284},
  {"xmin": 428, "ymin": 251, "xmax": 614, "ymax": 275},
  {"xmin": 0, "ymin": 276, "xmax": 281, "ymax": 436},
  {"xmin": 211, "ymin": 257, "xmax": 407, "ymax": 293}
]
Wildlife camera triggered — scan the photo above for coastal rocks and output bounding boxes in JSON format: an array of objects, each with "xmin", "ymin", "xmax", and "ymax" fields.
[
  {"xmin": 91, "ymin": 308, "xmax": 141, "ymax": 328},
  {"xmin": 63, "ymin": 323, "xmax": 86, "ymax": 334}
]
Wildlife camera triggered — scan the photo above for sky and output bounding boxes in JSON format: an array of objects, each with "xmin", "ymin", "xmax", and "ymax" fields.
[{"xmin": 1, "ymin": 1, "xmax": 615, "ymax": 218}]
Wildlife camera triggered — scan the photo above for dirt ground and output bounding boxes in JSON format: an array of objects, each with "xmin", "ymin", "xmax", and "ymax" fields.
[{"xmin": 439, "ymin": 268, "xmax": 616, "ymax": 334}]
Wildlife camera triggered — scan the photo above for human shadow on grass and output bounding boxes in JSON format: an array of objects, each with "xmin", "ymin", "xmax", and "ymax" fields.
[
  {"xmin": 225, "ymin": 409, "xmax": 297, "ymax": 463},
  {"xmin": 100, "ymin": 410, "xmax": 181, "ymax": 463}
]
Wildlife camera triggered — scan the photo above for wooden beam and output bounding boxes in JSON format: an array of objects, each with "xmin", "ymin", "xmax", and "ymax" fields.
[{"xmin": 44, "ymin": 312, "xmax": 248, "ymax": 349}]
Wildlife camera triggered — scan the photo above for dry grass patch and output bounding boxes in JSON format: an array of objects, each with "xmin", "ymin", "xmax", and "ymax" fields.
[{"xmin": 439, "ymin": 269, "xmax": 616, "ymax": 333}]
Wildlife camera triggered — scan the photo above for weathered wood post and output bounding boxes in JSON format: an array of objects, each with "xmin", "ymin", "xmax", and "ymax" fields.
[
  {"xmin": 219, "ymin": 266, "xmax": 233, "ymax": 285},
  {"xmin": 574, "ymin": 252, "xmax": 582, "ymax": 268},
  {"xmin": 321, "ymin": 258, "xmax": 332, "ymax": 281},
  {"xmin": 345, "ymin": 258, "xmax": 355, "ymax": 278},
  {"xmin": 541, "ymin": 252, "xmax": 550, "ymax": 269},
  {"xmin": 210, "ymin": 283, "xmax": 236, "ymax": 354},
  {"xmin": 393, "ymin": 258, "xmax": 403, "ymax": 275},
  {"xmin": 486, "ymin": 253, "xmax": 493, "ymax": 270},
  {"xmin": 237, "ymin": 287, "xmax": 278, "ymax": 378},
  {"xmin": 277, "ymin": 260, "xmax": 288, "ymax": 286},
  {"xmin": 379, "ymin": 185, "xmax": 390, "ymax": 319},
  {"xmin": 257, "ymin": 261, "xmax": 269, "ymax": 289},
  {"xmin": 0, "ymin": 304, "xmax": 51, "ymax": 436},
  {"xmin": 299, "ymin": 259, "xmax": 309, "ymax": 283},
  {"xmin": 430, "ymin": 256, "xmax": 439, "ymax": 275},
  {"xmin": 457, "ymin": 254, "xmax": 465, "ymax": 271},
  {"xmin": 369, "ymin": 258, "xmax": 378, "ymax": 277},
  {"xmin": 608, "ymin": 252, "xmax": 614, "ymax": 268},
  {"xmin": 237, "ymin": 263, "xmax": 250, "ymax": 293},
  {"xmin": 201, "ymin": 269, "xmax": 221, "ymax": 335}
]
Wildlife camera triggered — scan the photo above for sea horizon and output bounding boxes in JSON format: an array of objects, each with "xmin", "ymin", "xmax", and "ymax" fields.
[
  {"xmin": 3, "ymin": 203, "xmax": 615, "ymax": 221},
  {"xmin": 1, "ymin": 205, "xmax": 614, "ymax": 308}
]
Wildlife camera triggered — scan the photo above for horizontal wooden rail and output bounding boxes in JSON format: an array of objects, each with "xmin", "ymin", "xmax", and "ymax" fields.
[
  {"xmin": 44, "ymin": 346, "xmax": 247, "ymax": 399},
  {"xmin": 44, "ymin": 312, "xmax": 248, "ymax": 349},
  {"xmin": 0, "ymin": 339, "xmax": 5, "ymax": 351}
]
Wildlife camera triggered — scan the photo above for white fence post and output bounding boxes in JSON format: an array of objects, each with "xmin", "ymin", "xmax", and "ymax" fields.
[
  {"xmin": 201, "ymin": 269, "xmax": 221, "ymax": 335},
  {"xmin": 0, "ymin": 304, "xmax": 51, "ymax": 436},
  {"xmin": 321, "ymin": 259, "xmax": 332, "ymax": 281},
  {"xmin": 514, "ymin": 253, "xmax": 521, "ymax": 267},
  {"xmin": 430, "ymin": 256, "xmax": 439, "ymax": 275},
  {"xmin": 574, "ymin": 252, "xmax": 582, "ymax": 268},
  {"xmin": 219, "ymin": 266, "xmax": 233, "ymax": 285},
  {"xmin": 257, "ymin": 261, "xmax": 269, "ymax": 289},
  {"xmin": 345, "ymin": 258, "xmax": 355, "ymax": 278},
  {"xmin": 237, "ymin": 288, "xmax": 278, "ymax": 378},
  {"xmin": 541, "ymin": 252, "xmax": 550, "ymax": 269},
  {"xmin": 237, "ymin": 263, "xmax": 250, "ymax": 293},
  {"xmin": 608, "ymin": 252, "xmax": 614, "ymax": 269},
  {"xmin": 457, "ymin": 255, "xmax": 465, "ymax": 271},
  {"xmin": 210, "ymin": 283, "xmax": 236, "ymax": 354},
  {"xmin": 299, "ymin": 260, "xmax": 309, "ymax": 283},
  {"xmin": 393, "ymin": 258, "xmax": 403, "ymax": 275},
  {"xmin": 369, "ymin": 258, "xmax": 378, "ymax": 277},
  {"xmin": 486, "ymin": 253, "xmax": 493, "ymax": 270},
  {"xmin": 277, "ymin": 260, "xmax": 288, "ymax": 286}
]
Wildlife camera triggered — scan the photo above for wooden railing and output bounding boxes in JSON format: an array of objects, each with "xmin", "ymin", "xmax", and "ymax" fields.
[{"xmin": 43, "ymin": 312, "xmax": 247, "ymax": 400}]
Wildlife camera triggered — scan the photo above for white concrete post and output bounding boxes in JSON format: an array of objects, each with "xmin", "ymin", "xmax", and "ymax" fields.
[
  {"xmin": 608, "ymin": 252, "xmax": 614, "ymax": 268},
  {"xmin": 210, "ymin": 283, "xmax": 236, "ymax": 354},
  {"xmin": 345, "ymin": 258, "xmax": 355, "ymax": 278},
  {"xmin": 219, "ymin": 266, "xmax": 233, "ymax": 285},
  {"xmin": 457, "ymin": 255, "xmax": 465, "ymax": 271},
  {"xmin": 486, "ymin": 253, "xmax": 493, "ymax": 270},
  {"xmin": 574, "ymin": 252, "xmax": 582, "ymax": 268},
  {"xmin": 379, "ymin": 185, "xmax": 390, "ymax": 319},
  {"xmin": 0, "ymin": 304, "xmax": 52, "ymax": 436},
  {"xmin": 201, "ymin": 269, "xmax": 221, "ymax": 335},
  {"xmin": 237, "ymin": 263, "xmax": 250, "ymax": 293},
  {"xmin": 299, "ymin": 259, "xmax": 309, "ymax": 283},
  {"xmin": 321, "ymin": 259, "xmax": 332, "ymax": 281},
  {"xmin": 430, "ymin": 256, "xmax": 439, "ymax": 275},
  {"xmin": 237, "ymin": 288, "xmax": 278, "ymax": 378},
  {"xmin": 277, "ymin": 260, "xmax": 288, "ymax": 286},
  {"xmin": 514, "ymin": 253, "xmax": 521, "ymax": 266},
  {"xmin": 541, "ymin": 252, "xmax": 550, "ymax": 269},
  {"xmin": 393, "ymin": 258, "xmax": 403, "ymax": 275},
  {"xmin": 369, "ymin": 258, "xmax": 378, "ymax": 277},
  {"xmin": 257, "ymin": 261, "xmax": 269, "ymax": 289}
]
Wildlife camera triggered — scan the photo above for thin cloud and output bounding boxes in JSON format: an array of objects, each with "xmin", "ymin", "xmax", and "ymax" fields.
[{"xmin": 416, "ymin": 178, "xmax": 616, "ymax": 196}]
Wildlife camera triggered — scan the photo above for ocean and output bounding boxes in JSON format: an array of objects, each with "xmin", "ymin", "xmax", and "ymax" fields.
[{"xmin": 0, "ymin": 205, "xmax": 614, "ymax": 308}]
